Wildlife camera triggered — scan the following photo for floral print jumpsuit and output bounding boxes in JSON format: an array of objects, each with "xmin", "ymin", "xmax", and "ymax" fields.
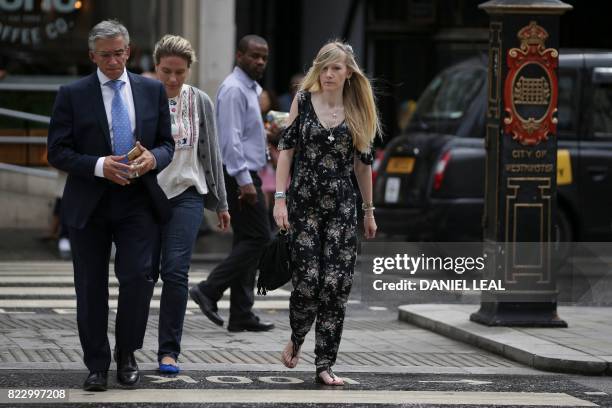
[{"xmin": 278, "ymin": 91, "xmax": 372, "ymax": 373}]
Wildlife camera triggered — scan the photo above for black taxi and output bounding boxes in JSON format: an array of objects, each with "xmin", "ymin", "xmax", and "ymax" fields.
[{"xmin": 374, "ymin": 51, "xmax": 612, "ymax": 242}]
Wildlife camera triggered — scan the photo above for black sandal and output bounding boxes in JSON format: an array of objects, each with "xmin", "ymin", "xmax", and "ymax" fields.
[{"xmin": 315, "ymin": 367, "xmax": 343, "ymax": 386}]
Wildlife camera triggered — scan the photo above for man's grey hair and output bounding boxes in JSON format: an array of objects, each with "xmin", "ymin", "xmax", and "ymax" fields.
[{"xmin": 88, "ymin": 20, "xmax": 130, "ymax": 51}]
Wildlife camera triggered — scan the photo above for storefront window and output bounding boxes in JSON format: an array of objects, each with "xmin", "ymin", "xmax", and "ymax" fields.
[
  {"xmin": 0, "ymin": 0, "xmax": 162, "ymax": 166},
  {"xmin": 0, "ymin": 0, "xmax": 161, "ymax": 77}
]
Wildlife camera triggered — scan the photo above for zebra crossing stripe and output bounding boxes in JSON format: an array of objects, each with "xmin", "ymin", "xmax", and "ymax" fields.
[
  {"xmin": 0, "ymin": 308, "xmax": 35, "ymax": 314},
  {"xmin": 0, "ymin": 287, "xmax": 292, "ymax": 297},
  {"xmin": 0, "ymin": 299, "xmax": 290, "ymax": 309},
  {"xmin": 0, "ymin": 261, "xmax": 359, "ymax": 312},
  {"xmin": 0, "ymin": 262, "xmax": 209, "ymax": 275},
  {"xmin": 32, "ymin": 389, "xmax": 597, "ymax": 406}
]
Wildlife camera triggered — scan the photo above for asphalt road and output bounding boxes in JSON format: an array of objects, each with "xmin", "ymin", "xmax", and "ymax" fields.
[{"xmin": 0, "ymin": 371, "xmax": 610, "ymax": 407}]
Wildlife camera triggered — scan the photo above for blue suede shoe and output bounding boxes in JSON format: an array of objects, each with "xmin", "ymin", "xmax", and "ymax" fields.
[{"xmin": 159, "ymin": 363, "xmax": 180, "ymax": 374}]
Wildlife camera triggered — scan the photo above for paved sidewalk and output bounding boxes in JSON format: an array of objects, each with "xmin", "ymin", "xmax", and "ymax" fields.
[
  {"xmin": 3, "ymin": 230, "xmax": 611, "ymax": 378},
  {"xmin": 399, "ymin": 304, "xmax": 612, "ymax": 375},
  {"xmin": 0, "ymin": 306, "xmax": 541, "ymax": 375},
  {"xmin": 0, "ymin": 260, "xmax": 542, "ymax": 376}
]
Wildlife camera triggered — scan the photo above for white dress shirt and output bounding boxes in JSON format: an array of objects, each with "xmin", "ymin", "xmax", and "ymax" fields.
[
  {"xmin": 216, "ymin": 66, "xmax": 266, "ymax": 186},
  {"xmin": 94, "ymin": 68, "xmax": 136, "ymax": 178}
]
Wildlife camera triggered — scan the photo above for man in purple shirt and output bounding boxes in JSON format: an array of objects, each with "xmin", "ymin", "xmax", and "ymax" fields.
[{"xmin": 190, "ymin": 35, "xmax": 274, "ymax": 332}]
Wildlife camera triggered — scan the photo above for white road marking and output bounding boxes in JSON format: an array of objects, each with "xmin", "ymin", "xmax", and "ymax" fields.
[
  {"xmin": 0, "ymin": 309, "xmax": 35, "ymax": 314},
  {"xmin": 206, "ymin": 375, "xmax": 253, "ymax": 384},
  {"xmin": 258, "ymin": 376, "xmax": 304, "ymax": 384},
  {"xmin": 144, "ymin": 375, "xmax": 198, "ymax": 384},
  {"xmin": 0, "ymin": 276, "xmax": 82, "ymax": 284},
  {"xmin": 60, "ymin": 389, "xmax": 598, "ymax": 406},
  {"xmin": 0, "ymin": 286, "xmax": 292, "ymax": 297},
  {"xmin": 0, "ymin": 277, "xmax": 211, "ymax": 285},
  {"xmin": 419, "ymin": 379, "xmax": 493, "ymax": 386},
  {"xmin": 0, "ymin": 262, "xmax": 319, "ymax": 312},
  {"xmin": 0, "ymin": 299, "xmax": 290, "ymax": 309},
  {"xmin": 52, "ymin": 309, "xmax": 77, "ymax": 314}
]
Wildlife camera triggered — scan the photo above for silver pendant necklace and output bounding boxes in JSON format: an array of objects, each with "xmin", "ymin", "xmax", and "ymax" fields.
[
  {"xmin": 327, "ymin": 128, "xmax": 335, "ymax": 142},
  {"xmin": 327, "ymin": 110, "xmax": 339, "ymax": 142}
]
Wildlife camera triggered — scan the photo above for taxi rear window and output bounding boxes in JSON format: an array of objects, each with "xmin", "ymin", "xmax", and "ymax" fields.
[{"xmin": 413, "ymin": 66, "xmax": 485, "ymax": 122}]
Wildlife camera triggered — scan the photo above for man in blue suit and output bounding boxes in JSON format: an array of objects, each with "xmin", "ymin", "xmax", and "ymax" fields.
[{"xmin": 47, "ymin": 20, "xmax": 174, "ymax": 391}]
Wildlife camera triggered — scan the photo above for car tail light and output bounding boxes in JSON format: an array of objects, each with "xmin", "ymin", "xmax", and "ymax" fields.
[{"xmin": 433, "ymin": 151, "xmax": 451, "ymax": 191}]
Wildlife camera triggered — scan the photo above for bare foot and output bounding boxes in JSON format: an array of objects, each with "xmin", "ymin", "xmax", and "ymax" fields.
[
  {"xmin": 317, "ymin": 369, "xmax": 344, "ymax": 386},
  {"xmin": 281, "ymin": 339, "xmax": 300, "ymax": 368}
]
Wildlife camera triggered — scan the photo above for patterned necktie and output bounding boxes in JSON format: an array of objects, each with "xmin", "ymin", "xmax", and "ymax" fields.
[{"xmin": 105, "ymin": 79, "xmax": 133, "ymax": 157}]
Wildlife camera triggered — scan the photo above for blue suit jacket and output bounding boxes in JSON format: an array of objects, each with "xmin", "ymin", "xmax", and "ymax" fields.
[{"xmin": 47, "ymin": 71, "xmax": 174, "ymax": 228}]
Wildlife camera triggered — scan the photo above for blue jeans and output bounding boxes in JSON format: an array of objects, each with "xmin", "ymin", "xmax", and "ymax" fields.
[{"xmin": 158, "ymin": 187, "xmax": 204, "ymax": 362}]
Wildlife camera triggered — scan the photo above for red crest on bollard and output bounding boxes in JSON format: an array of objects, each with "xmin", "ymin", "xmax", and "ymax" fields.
[{"xmin": 503, "ymin": 21, "xmax": 558, "ymax": 146}]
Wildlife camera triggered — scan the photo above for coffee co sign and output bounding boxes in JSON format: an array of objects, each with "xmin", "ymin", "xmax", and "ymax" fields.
[{"xmin": 0, "ymin": 0, "xmax": 80, "ymax": 46}]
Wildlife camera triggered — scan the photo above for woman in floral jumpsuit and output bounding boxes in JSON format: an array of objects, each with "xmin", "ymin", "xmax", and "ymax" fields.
[{"xmin": 273, "ymin": 41, "xmax": 381, "ymax": 386}]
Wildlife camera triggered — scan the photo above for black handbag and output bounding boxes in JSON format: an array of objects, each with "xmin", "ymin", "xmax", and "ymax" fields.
[
  {"xmin": 257, "ymin": 231, "xmax": 291, "ymax": 295},
  {"xmin": 256, "ymin": 94, "xmax": 305, "ymax": 295}
]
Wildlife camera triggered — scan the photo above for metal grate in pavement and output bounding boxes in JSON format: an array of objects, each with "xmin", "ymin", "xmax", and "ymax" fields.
[{"xmin": 0, "ymin": 348, "xmax": 517, "ymax": 367}]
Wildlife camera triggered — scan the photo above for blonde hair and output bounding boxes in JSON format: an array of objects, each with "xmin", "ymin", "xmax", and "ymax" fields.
[
  {"xmin": 300, "ymin": 40, "xmax": 382, "ymax": 152},
  {"xmin": 153, "ymin": 34, "xmax": 197, "ymax": 67}
]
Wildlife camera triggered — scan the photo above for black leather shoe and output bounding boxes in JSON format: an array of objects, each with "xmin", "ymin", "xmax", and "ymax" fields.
[
  {"xmin": 227, "ymin": 315, "xmax": 275, "ymax": 332},
  {"xmin": 189, "ymin": 285, "xmax": 224, "ymax": 326},
  {"xmin": 114, "ymin": 348, "xmax": 140, "ymax": 386},
  {"xmin": 83, "ymin": 371, "xmax": 107, "ymax": 391}
]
